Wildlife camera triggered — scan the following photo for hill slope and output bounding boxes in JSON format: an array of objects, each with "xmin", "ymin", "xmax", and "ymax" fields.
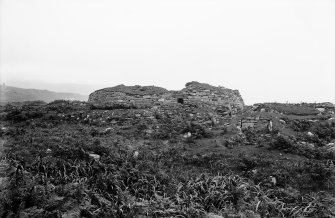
[{"xmin": 0, "ymin": 85, "xmax": 88, "ymax": 103}]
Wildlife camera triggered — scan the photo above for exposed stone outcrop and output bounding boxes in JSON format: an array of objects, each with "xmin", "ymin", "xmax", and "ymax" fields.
[{"xmin": 88, "ymin": 82, "xmax": 244, "ymax": 114}]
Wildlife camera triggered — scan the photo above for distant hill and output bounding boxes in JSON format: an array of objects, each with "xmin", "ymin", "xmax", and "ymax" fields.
[{"xmin": 0, "ymin": 85, "xmax": 88, "ymax": 103}]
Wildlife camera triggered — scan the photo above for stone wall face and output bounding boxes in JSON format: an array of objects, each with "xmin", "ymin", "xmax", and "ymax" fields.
[
  {"xmin": 88, "ymin": 85, "xmax": 171, "ymax": 109},
  {"xmin": 88, "ymin": 82, "xmax": 244, "ymax": 113},
  {"xmin": 180, "ymin": 81, "xmax": 244, "ymax": 112},
  {"xmin": 241, "ymin": 114, "xmax": 272, "ymax": 130}
]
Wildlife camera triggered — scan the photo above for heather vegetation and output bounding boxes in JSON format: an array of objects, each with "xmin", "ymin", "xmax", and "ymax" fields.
[{"xmin": 0, "ymin": 100, "xmax": 335, "ymax": 217}]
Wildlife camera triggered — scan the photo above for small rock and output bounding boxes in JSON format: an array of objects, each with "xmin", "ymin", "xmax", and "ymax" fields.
[
  {"xmin": 236, "ymin": 125, "xmax": 242, "ymax": 133},
  {"xmin": 270, "ymin": 176, "xmax": 277, "ymax": 186},
  {"xmin": 192, "ymin": 155, "xmax": 199, "ymax": 160},
  {"xmin": 279, "ymin": 119, "xmax": 286, "ymax": 124},
  {"xmin": 146, "ymin": 129, "xmax": 153, "ymax": 134},
  {"xmin": 306, "ymin": 143, "xmax": 315, "ymax": 149},
  {"xmin": 325, "ymin": 143, "xmax": 335, "ymax": 153},
  {"xmin": 206, "ymin": 213, "xmax": 224, "ymax": 218},
  {"xmin": 89, "ymin": 154, "xmax": 100, "ymax": 161},
  {"xmin": 267, "ymin": 120, "xmax": 273, "ymax": 132},
  {"xmin": 184, "ymin": 132, "xmax": 192, "ymax": 138},
  {"xmin": 103, "ymin": 127, "xmax": 113, "ymax": 133},
  {"xmin": 307, "ymin": 132, "xmax": 314, "ymax": 137},
  {"xmin": 316, "ymin": 108, "xmax": 325, "ymax": 112}
]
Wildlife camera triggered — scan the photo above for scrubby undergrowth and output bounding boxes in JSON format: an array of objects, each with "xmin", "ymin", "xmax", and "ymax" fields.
[{"xmin": 0, "ymin": 101, "xmax": 335, "ymax": 217}]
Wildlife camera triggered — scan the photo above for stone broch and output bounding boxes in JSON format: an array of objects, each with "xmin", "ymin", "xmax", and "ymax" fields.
[{"xmin": 88, "ymin": 81, "xmax": 244, "ymax": 113}]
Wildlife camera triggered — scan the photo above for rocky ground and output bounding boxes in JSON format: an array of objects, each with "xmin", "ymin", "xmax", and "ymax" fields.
[
  {"xmin": 0, "ymin": 100, "xmax": 334, "ymax": 217},
  {"xmin": 0, "ymin": 139, "xmax": 9, "ymax": 186}
]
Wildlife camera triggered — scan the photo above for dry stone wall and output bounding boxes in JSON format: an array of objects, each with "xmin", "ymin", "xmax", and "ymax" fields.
[
  {"xmin": 179, "ymin": 81, "xmax": 244, "ymax": 112},
  {"xmin": 241, "ymin": 115, "xmax": 271, "ymax": 130}
]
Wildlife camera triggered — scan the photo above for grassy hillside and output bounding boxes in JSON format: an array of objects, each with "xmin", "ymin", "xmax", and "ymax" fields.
[
  {"xmin": 0, "ymin": 101, "xmax": 334, "ymax": 217},
  {"xmin": 0, "ymin": 85, "xmax": 88, "ymax": 103}
]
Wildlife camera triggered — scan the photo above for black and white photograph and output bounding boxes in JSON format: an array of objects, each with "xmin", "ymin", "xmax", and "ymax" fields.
[{"xmin": 0, "ymin": 0, "xmax": 335, "ymax": 217}]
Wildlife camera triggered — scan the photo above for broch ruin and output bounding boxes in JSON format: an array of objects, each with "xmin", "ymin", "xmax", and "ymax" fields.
[
  {"xmin": 88, "ymin": 81, "xmax": 258, "ymax": 132},
  {"xmin": 88, "ymin": 81, "xmax": 280, "ymax": 132},
  {"xmin": 88, "ymin": 84, "xmax": 170, "ymax": 109},
  {"xmin": 88, "ymin": 81, "xmax": 244, "ymax": 113}
]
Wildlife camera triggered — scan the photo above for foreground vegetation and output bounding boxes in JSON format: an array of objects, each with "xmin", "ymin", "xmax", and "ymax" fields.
[{"xmin": 0, "ymin": 101, "xmax": 335, "ymax": 217}]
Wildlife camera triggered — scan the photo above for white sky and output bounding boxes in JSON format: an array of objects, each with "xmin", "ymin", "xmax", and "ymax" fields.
[{"xmin": 1, "ymin": 0, "xmax": 335, "ymax": 104}]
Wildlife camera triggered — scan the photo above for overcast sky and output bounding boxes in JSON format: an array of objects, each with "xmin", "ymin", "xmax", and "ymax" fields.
[{"xmin": 1, "ymin": 0, "xmax": 334, "ymax": 104}]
